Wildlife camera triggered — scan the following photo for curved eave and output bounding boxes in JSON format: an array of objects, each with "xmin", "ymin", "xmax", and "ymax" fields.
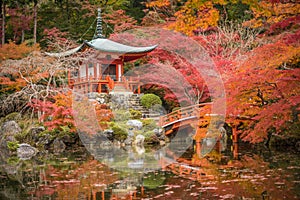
[
  {"xmin": 85, "ymin": 38, "xmax": 157, "ymax": 54},
  {"xmin": 44, "ymin": 43, "xmax": 85, "ymax": 57},
  {"xmin": 45, "ymin": 38, "xmax": 157, "ymax": 60}
]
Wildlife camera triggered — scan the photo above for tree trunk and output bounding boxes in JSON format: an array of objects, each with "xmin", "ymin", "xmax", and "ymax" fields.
[
  {"xmin": 1, "ymin": 1, "xmax": 5, "ymax": 46},
  {"xmin": 33, "ymin": 1, "xmax": 37, "ymax": 44}
]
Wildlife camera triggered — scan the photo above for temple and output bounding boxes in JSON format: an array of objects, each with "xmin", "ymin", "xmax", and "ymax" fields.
[{"xmin": 46, "ymin": 8, "xmax": 157, "ymax": 94}]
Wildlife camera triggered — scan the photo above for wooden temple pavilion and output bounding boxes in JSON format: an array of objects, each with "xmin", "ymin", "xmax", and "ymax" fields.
[{"xmin": 46, "ymin": 8, "xmax": 157, "ymax": 94}]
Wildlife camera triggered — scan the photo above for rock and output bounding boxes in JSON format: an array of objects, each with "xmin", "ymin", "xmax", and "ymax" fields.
[
  {"xmin": 99, "ymin": 141, "xmax": 113, "ymax": 149},
  {"xmin": 17, "ymin": 143, "xmax": 37, "ymax": 160},
  {"xmin": 61, "ymin": 134, "xmax": 77, "ymax": 144},
  {"xmin": 126, "ymin": 120, "xmax": 143, "ymax": 130},
  {"xmin": 1, "ymin": 120, "xmax": 21, "ymax": 134},
  {"xmin": 30, "ymin": 126, "xmax": 45, "ymax": 136},
  {"xmin": 103, "ymin": 129, "xmax": 114, "ymax": 141},
  {"xmin": 31, "ymin": 126, "xmax": 46, "ymax": 142},
  {"xmin": 53, "ymin": 138, "xmax": 66, "ymax": 153},
  {"xmin": 37, "ymin": 134, "xmax": 53, "ymax": 146},
  {"xmin": 0, "ymin": 121, "xmax": 21, "ymax": 156},
  {"xmin": 153, "ymin": 128, "xmax": 164, "ymax": 137},
  {"xmin": 124, "ymin": 137, "xmax": 134, "ymax": 145},
  {"xmin": 134, "ymin": 135, "xmax": 145, "ymax": 146}
]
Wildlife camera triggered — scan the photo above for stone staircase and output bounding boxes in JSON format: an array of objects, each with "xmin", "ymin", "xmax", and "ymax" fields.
[
  {"xmin": 88, "ymin": 82, "xmax": 161, "ymax": 119},
  {"xmin": 110, "ymin": 82, "xmax": 132, "ymax": 94}
]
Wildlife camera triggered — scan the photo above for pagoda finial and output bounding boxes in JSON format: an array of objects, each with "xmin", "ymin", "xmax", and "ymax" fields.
[{"xmin": 94, "ymin": 8, "xmax": 104, "ymax": 39}]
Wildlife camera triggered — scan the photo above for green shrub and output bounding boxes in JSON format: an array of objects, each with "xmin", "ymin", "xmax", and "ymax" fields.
[
  {"xmin": 142, "ymin": 131, "xmax": 158, "ymax": 143},
  {"xmin": 140, "ymin": 94, "xmax": 162, "ymax": 109},
  {"xmin": 112, "ymin": 125, "xmax": 128, "ymax": 142},
  {"xmin": 113, "ymin": 110, "xmax": 131, "ymax": 121},
  {"xmin": 129, "ymin": 109, "xmax": 142, "ymax": 119},
  {"xmin": 142, "ymin": 119, "xmax": 158, "ymax": 132}
]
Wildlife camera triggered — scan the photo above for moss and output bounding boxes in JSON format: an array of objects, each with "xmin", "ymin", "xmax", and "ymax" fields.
[{"xmin": 7, "ymin": 141, "xmax": 19, "ymax": 152}]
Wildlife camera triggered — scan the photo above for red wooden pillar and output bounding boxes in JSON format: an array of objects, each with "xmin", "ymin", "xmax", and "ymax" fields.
[
  {"xmin": 196, "ymin": 141, "xmax": 201, "ymax": 157},
  {"xmin": 102, "ymin": 191, "xmax": 105, "ymax": 200},
  {"xmin": 141, "ymin": 186, "xmax": 144, "ymax": 196},
  {"xmin": 138, "ymin": 84, "xmax": 141, "ymax": 94}
]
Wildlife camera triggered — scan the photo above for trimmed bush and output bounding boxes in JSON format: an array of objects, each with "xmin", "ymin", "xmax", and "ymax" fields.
[
  {"xmin": 140, "ymin": 94, "xmax": 162, "ymax": 109},
  {"xmin": 129, "ymin": 109, "xmax": 142, "ymax": 119}
]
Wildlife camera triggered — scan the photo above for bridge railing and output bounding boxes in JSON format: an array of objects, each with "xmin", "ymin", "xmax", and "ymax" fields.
[{"xmin": 159, "ymin": 102, "xmax": 212, "ymax": 127}]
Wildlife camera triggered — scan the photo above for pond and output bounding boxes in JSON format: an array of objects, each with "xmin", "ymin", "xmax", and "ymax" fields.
[{"xmin": 0, "ymin": 140, "xmax": 299, "ymax": 200}]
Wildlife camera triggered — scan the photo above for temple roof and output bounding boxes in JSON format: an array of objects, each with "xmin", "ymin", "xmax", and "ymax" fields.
[
  {"xmin": 86, "ymin": 38, "xmax": 157, "ymax": 54},
  {"xmin": 45, "ymin": 39, "xmax": 157, "ymax": 61},
  {"xmin": 45, "ymin": 8, "xmax": 157, "ymax": 61}
]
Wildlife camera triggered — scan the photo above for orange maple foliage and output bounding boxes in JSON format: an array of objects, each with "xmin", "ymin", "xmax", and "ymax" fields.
[
  {"xmin": 169, "ymin": 0, "xmax": 220, "ymax": 36},
  {"xmin": 243, "ymin": 1, "xmax": 300, "ymax": 28},
  {"xmin": 0, "ymin": 41, "xmax": 39, "ymax": 60}
]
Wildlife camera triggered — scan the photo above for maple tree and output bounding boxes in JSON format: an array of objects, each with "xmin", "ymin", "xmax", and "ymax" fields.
[
  {"xmin": 29, "ymin": 91, "xmax": 75, "ymax": 132},
  {"xmin": 226, "ymin": 35, "xmax": 300, "ymax": 143}
]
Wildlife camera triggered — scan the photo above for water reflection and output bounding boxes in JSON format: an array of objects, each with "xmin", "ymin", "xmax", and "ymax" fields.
[{"xmin": 0, "ymin": 137, "xmax": 299, "ymax": 199}]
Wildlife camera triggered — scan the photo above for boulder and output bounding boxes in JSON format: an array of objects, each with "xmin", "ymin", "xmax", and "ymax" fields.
[
  {"xmin": 61, "ymin": 134, "xmax": 78, "ymax": 145},
  {"xmin": 30, "ymin": 126, "xmax": 45, "ymax": 136},
  {"xmin": 0, "ymin": 121, "xmax": 21, "ymax": 156},
  {"xmin": 37, "ymin": 134, "xmax": 53, "ymax": 147},
  {"xmin": 124, "ymin": 137, "xmax": 134, "ymax": 146},
  {"xmin": 1, "ymin": 120, "xmax": 21, "ymax": 135},
  {"xmin": 126, "ymin": 120, "xmax": 143, "ymax": 130},
  {"xmin": 134, "ymin": 134, "xmax": 145, "ymax": 146},
  {"xmin": 53, "ymin": 138, "xmax": 66, "ymax": 153},
  {"xmin": 153, "ymin": 128, "xmax": 164, "ymax": 137},
  {"xmin": 103, "ymin": 129, "xmax": 114, "ymax": 141},
  {"xmin": 17, "ymin": 143, "xmax": 37, "ymax": 160}
]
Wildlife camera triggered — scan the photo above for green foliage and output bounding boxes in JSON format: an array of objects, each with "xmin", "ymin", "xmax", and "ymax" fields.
[
  {"xmin": 0, "ymin": 112, "xmax": 21, "ymax": 124},
  {"xmin": 111, "ymin": 124, "xmax": 128, "ymax": 142},
  {"xmin": 129, "ymin": 109, "xmax": 142, "ymax": 119},
  {"xmin": 7, "ymin": 156, "xmax": 20, "ymax": 165},
  {"xmin": 7, "ymin": 141, "xmax": 19, "ymax": 152},
  {"xmin": 140, "ymin": 94, "xmax": 162, "ymax": 109},
  {"xmin": 142, "ymin": 119, "xmax": 158, "ymax": 132},
  {"xmin": 141, "ymin": 130, "xmax": 156, "ymax": 143},
  {"xmin": 113, "ymin": 110, "xmax": 131, "ymax": 121},
  {"xmin": 172, "ymin": 107, "xmax": 181, "ymax": 112}
]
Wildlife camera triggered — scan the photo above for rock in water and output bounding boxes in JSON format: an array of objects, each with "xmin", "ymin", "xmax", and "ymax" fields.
[
  {"xmin": 127, "ymin": 120, "xmax": 143, "ymax": 130},
  {"xmin": 135, "ymin": 135, "xmax": 145, "ymax": 146},
  {"xmin": 17, "ymin": 143, "xmax": 37, "ymax": 160}
]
